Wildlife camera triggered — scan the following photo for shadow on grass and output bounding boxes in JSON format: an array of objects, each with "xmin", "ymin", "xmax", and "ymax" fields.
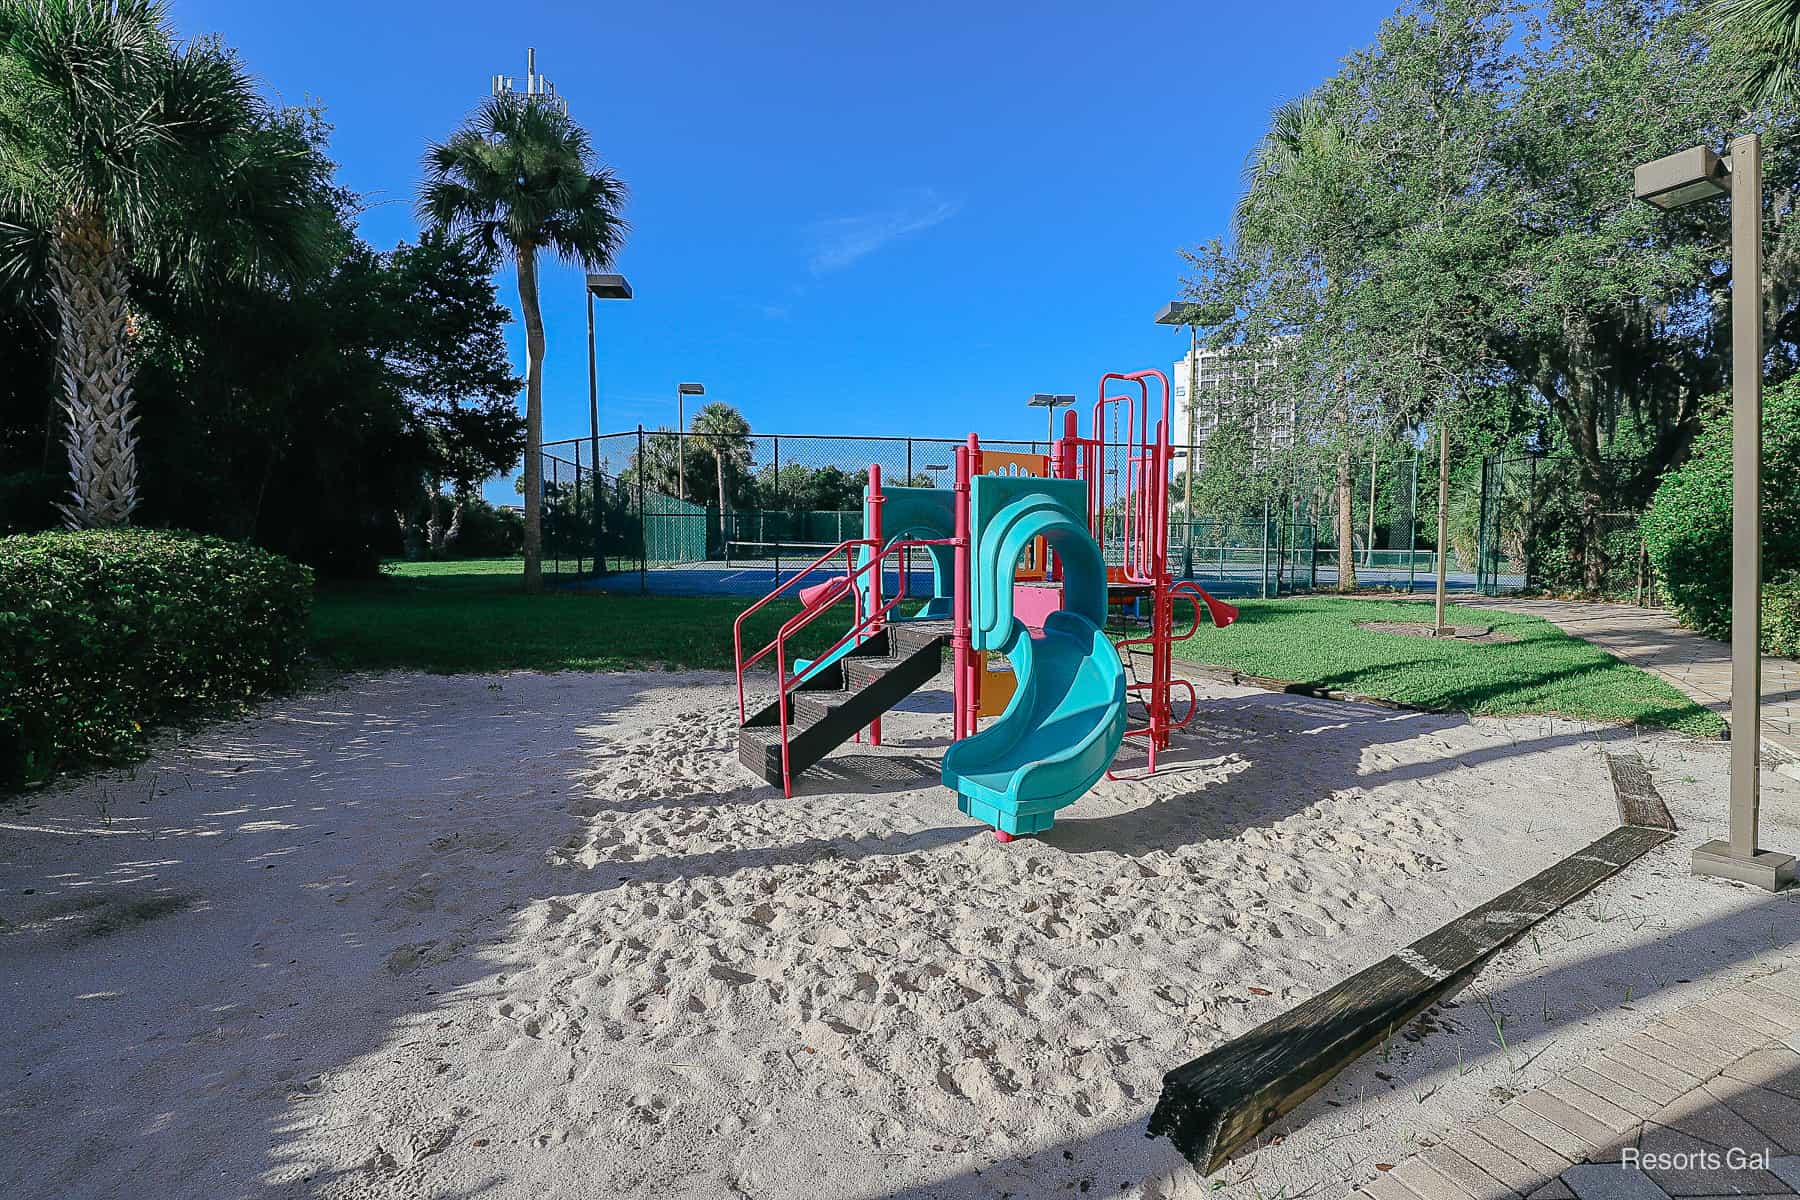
[{"xmin": 1174, "ymin": 598, "xmax": 1720, "ymax": 737}]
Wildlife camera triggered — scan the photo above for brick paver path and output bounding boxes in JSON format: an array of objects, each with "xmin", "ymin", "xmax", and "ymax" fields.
[
  {"xmin": 1461, "ymin": 598, "xmax": 1800, "ymax": 770},
  {"xmin": 1354, "ymin": 964, "xmax": 1800, "ymax": 1199}
]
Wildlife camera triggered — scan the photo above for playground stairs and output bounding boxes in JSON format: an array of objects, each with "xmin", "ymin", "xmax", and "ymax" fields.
[{"xmin": 737, "ymin": 619, "xmax": 952, "ymax": 787}]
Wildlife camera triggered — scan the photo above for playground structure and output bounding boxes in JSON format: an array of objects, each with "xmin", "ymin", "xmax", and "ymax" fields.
[{"xmin": 733, "ymin": 370, "xmax": 1239, "ymax": 839}]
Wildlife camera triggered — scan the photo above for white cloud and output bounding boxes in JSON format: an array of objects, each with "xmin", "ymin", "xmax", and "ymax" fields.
[{"xmin": 808, "ymin": 188, "xmax": 960, "ymax": 275}]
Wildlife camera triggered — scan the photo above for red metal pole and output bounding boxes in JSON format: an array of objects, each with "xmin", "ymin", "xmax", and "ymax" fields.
[
  {"xmin": 869, "ymin": 463, "xmax": 884, "ymax": 746},
  {"xmin": 952, "ymin": 444, "xmax": 972, "ymax": 742},
  {"xmin": 972, "ymin": 437, "xmax": 986, "ymax": 737}
]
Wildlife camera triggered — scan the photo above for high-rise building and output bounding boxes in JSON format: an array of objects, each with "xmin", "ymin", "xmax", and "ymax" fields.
[{"xmin": 1169, "ymin": 339, "xmax": 1294, "ymax": 461}]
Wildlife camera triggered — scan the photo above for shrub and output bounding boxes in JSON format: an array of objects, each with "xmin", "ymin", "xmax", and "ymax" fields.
[
  {"xmin": 0, "ymin": 530, "xmax": 312, "ymax": 787},
  {"xmin": 449, "ymin": 497, "xmax": 523, "ymax": 558},
  {"xmin": 1765, "ymin": 575, "xmax": 1800, "ymax": 658},
  {"xmin": 1643, "ymin": 378, "xmax": 1800, "ymax": 642}
]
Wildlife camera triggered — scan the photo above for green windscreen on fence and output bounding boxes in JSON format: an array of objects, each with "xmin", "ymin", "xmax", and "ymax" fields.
[{"xmin": 643, "ymin": 489, "xmax": 709, "ymax": 565}]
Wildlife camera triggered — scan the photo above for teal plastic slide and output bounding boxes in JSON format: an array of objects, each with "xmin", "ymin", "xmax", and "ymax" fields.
[{"xmin": 942, "ymin": 475, "xmax": 1125, "ymax": 837}]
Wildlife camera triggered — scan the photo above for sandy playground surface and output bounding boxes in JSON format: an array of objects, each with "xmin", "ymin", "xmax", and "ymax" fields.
[{"xmin": 2, "ymin": 669, "xmax": 1797, "ymax": 1200}]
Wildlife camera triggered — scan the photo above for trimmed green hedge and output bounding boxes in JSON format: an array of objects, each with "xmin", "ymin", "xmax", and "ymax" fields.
[
  {"xmin": 1, "ymin": 530, "xmax": 313, "ymax": 787},
  {"xmin": 1643, "ymin": 378, "xmax": 1800, "ymax": 644},
  {"xmin": 1765, "ymin": 575, "xmax": 1800, "ymax": 658}
]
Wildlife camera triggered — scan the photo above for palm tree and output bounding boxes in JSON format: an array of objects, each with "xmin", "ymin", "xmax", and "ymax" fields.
[
  {"xmin": 418, "ymin": 92, "xmax": 628, "ymax": 592},
  {"xmin": 0, "ymin": 0, "xmax": 320, "ymax": 528},
  {"xmin": 689, "ymin": 401, "xmax": 751, "ymax": 546},
  {"xmin": 1709, "ymin": 0, "xmax": 1800, "ymax": 102}
]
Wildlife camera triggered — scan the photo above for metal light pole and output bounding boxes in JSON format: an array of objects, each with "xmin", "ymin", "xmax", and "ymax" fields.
[
  {"xmin": 925, "ymin": 462, "xmax": 948, "ymax": 488},
  {"xmin": 1156, "ymin": 302, "xmax": 1206, "ymax": 578},
  {"xmin": 586, "ymin": 273, "xmax": 632, "ymax": 571},
  {"xmin": 1026, "ymin": 393, "xmax": 1076, "ymax": 452},
  {"xmin": 1636, "ymin": 136, "xmax": 1795, "ymax": 891},
  {"xmin": 676, "ymin": 382, "xmax": 704, "ymax": 501}
]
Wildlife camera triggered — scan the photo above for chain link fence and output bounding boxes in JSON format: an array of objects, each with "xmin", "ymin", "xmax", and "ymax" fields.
[
  {"xmin": 532, "ymin": 430, "xmax": 1430, "ymax": 597},
  {"xmin": 521, "ymin": 429, "xmax": 1663, "ymax": 603},
  {"xmin": 1477, "ymin": 449, "xmax": 1663, "ymax": 602}
]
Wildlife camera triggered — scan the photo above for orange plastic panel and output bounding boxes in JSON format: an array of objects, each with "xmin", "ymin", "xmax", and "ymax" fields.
[
  {"xmin": 977, "ymin": 452, "xmax": 1050, "ymax": 478},
  {"xmin": 975, "ymin": 651, "xmax": 1017, "ymax": 717},
  {"xmin": 975, "ymin": 452, "xmax": 1052, "ymax": 578}
]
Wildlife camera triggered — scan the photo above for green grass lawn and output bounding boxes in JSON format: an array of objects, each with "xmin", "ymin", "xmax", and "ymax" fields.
[
  {"xmin": 312, "ymin": 563, "xmax": 1721, "ymax": 737},
  {"xmin": 309, "ymin": 558, "xmax": 835, "ymax": 674},
  {"xmin": 1174, "ymin": 596, "xmax": 1723, "ymax": 737}
]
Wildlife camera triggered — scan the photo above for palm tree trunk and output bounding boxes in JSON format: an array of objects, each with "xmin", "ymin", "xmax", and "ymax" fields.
[
  {"xmin": 515, "ymin": 245, "xmax": 546, "ymax": 593},
  {"xmin": 49, "ymin": 213, "xmax": 139, "ymax": 529}
]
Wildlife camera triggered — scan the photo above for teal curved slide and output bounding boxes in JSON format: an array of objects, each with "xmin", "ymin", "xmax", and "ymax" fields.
[{"xmin": 942, "ymin": 475, "xmax": 1126, "ymax": 837}]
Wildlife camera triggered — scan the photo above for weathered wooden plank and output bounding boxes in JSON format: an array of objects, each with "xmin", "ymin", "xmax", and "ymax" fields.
[
  {"xmin": 1146, "ymin": 822, "xmax": 1674, "ymax": 1174},
  {"xmin": 1605, "ymin": 753, "xmax": 1676, "ymax": 830}
]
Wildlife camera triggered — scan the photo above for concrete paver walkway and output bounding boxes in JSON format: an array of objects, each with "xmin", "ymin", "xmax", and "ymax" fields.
[
  {"xmin": 1462, "ymin": 598, "xmax": 1800, "ymax": 770},
  {"xmin": 1354, "ymin": 964, "xmax": 1800, "ymax": 1199}
]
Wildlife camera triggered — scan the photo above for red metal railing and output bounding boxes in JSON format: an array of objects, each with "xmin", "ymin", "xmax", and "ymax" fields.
[
  {"xmin": 1107, "ymin": 581, "xmax": 1235, "ymax": 779},
  {"xmin": 733, "ymin": 538, "xmax": 873, "ymax": 723},
  {"xmin": 733, "ymin": 534, "xmax": 957, "ymax": 796}
]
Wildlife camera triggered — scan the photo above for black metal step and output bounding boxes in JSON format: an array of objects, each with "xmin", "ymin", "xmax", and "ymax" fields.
[
  {"xmin": 737, "ymin": 620, "xmax": 952, "ymax": 788},
  {"xmin": 793, "ymin": 688, "xmax": 849, "ymax": 725}
]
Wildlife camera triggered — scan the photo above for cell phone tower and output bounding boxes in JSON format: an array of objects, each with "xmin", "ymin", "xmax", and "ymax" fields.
[{"xmin": 490, "ymin": 47, "xmax": 568, "ymax": 116}]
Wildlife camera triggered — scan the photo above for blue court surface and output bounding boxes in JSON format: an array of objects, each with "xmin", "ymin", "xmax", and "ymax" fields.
[{"xmin": 560, "ymin": 559, "xmax": 1492, "ymax": 599}]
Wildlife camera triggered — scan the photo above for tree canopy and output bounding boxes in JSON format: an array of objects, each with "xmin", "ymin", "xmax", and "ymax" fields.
[
  {"xmin": 1, "ymin": 96, "xmax": 523, "ymax": 574},
  {"xmin": 1184, "ymin": 0, "xmax": 1799, "ymax": 591}
]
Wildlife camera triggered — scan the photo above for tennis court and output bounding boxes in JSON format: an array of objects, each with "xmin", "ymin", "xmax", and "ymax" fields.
[{"xmin": 565, "ymin": 541, "xmax": 1484, "ymax": 599}]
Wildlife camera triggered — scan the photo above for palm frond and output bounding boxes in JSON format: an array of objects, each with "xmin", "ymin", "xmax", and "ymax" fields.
[
  {"xmin": 416, "ymin": 90, "xmax": 629, "ymax": 268},
  {"xmin": 0, "ymin": 214, "xmax": 50, "ymax": 299},
  {"xmin": 1708, "ymin": 0, "xmax": 1800, "ymax": 102}
]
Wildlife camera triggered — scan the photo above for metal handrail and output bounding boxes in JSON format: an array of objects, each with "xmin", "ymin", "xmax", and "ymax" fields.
[
  {"xmin": 1109, "ymin": 581, "xmax": 1226, "ymax": 776},
  {"xmin": 768, "ymin": 536, "xmax": 956, "ymax": 792},
  {"xmin": 776, "ymin": 536, "xmax": 956, "ymax": 701},
  {"xmin": 733, "ymin": 537, "xmax": 875, "ymax": 723},
  {"xmin": 734, "ymin": 535, "xmax": 959, "ymax": 795}
]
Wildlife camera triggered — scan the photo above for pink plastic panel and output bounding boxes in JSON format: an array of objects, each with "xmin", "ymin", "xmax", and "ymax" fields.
[{"xmin": 1013, "ymin": 583, "xmax": 1063, "ymax": 633}]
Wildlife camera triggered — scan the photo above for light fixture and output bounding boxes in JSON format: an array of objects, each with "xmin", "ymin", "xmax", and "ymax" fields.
[
  {"xmin": 1026, "ymin": 393, "xmax": 1077, "ymax": 444},
  {"xmin": 586, "ymin": 273, "xmax": 633, "ymax": 300},
  {"xmin": 1633, "ymin": 145, "xmax": 1730, "ymax": 211},
  {"xmin": 1154, "ymin": 301, "xmax": 1207, "ymax": 326}
]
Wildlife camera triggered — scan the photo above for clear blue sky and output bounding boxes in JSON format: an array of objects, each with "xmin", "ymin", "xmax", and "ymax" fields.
[{"xmin": 175, "ymin": 1, "xmax": 1393, "ymax": 455}]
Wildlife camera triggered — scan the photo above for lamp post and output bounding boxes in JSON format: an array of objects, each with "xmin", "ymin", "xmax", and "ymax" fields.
[
  {"xmin": 676, "ymin": 382, "xmax": 704, "ymax": 501},
  {"xmin": 1026, "ymin": 394, "xmax": 1076, "ymax": 448},
  {"xmin": 1636, "ymin": 135, "xmax": 1795, "ymax": 891},
  {"xmin": 585, "ymin": 273, "xmax": 632, "ymax": 571},
  {"xmin": 1157, "ymin": 301, "xmax": 1207, "ymax": 578},
  {"xmin": 924, "ymin": 462, "xmax": 948, "ymax": 488}
]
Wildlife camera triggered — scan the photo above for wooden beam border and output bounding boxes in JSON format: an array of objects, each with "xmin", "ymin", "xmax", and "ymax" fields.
[{"xmin": 1146, "ymin": 760, "xmax": 1678, "ymax": 1174}]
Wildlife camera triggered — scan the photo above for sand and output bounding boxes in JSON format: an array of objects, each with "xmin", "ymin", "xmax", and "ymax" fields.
[{"xmin": 2, "ymin": 669, "xmax": 1795, "ymax": 1200}]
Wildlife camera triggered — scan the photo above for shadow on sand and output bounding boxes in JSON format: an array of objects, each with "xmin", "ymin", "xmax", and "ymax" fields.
[{"xmin": 1, "ymin": 670, "xmax": 1788, "ymax": 1200}]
